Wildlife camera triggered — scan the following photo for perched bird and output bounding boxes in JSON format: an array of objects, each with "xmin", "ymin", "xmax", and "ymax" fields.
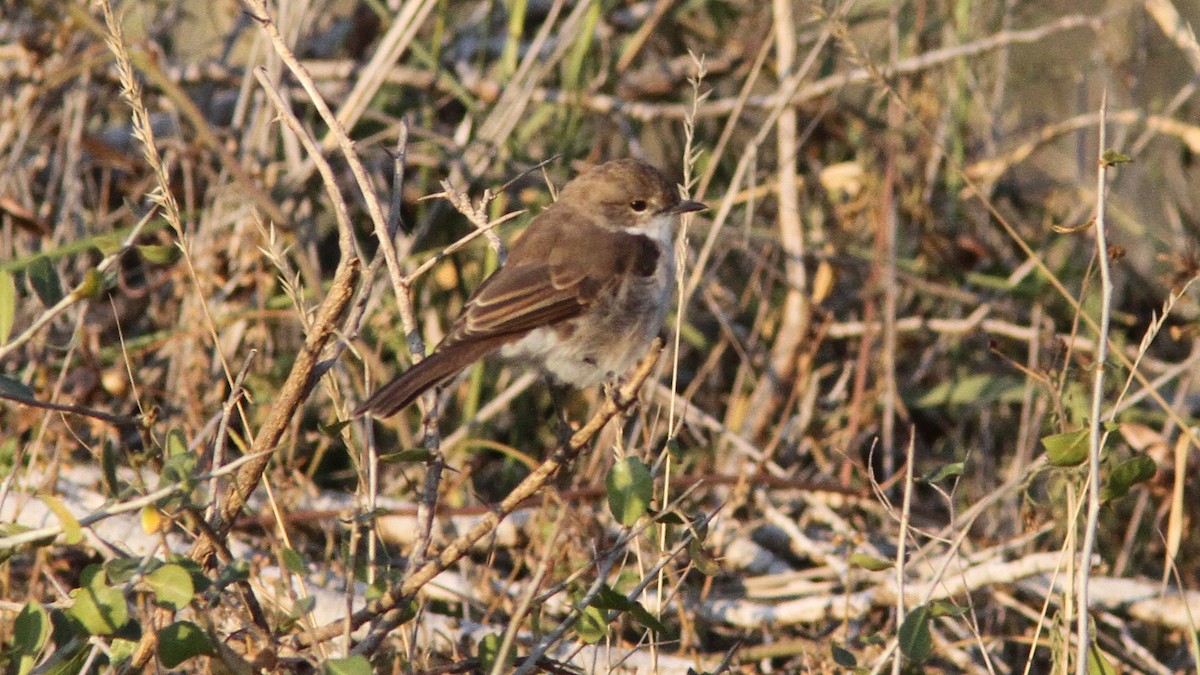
[{"xmin": 356, "ymin": 159, "xmax": 705, "ymax": 418}]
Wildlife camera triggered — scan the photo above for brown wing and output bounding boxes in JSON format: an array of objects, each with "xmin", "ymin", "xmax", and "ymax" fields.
[
  {"xmin": 356, "ymin": 204, "xmax": 658, "ymax": 418},
  {"xmin": 438, "ymin": 263, "xmax": 597, "ymax": 349},
  {"xmin": 437, "ymin": 206, "xmax": 610, "ymax": 350},
  {"xmin": 354, "ymin": 332, "xmax": 513, "ymax": 417}
]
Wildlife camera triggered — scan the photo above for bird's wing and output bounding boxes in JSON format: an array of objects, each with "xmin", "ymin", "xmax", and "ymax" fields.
[
  {"xmin": 355, "ymin": 257, "xmax": 595, "ymax": 418},
  {"xmin": 438, "ymin": 257, "xmax": 599, "ymax": 350}
]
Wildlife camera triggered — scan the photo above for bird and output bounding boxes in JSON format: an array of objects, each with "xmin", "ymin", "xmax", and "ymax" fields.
[{"xmin": 355, "ymin": 158, "xmax": 705, "ymax": 418}]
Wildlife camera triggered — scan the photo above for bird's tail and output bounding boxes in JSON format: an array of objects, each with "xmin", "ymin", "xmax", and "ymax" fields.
[{"xmin": 355, "ymin": 335, "xmax": 512, "ymax": 418}]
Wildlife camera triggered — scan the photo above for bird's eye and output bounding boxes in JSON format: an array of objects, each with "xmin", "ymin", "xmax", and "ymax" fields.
[{"xmin": 630, "ymin": 199, "xmax": 648, "ymax": 212}]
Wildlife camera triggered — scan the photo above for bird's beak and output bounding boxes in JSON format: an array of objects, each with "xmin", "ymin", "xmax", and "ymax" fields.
[{"xmin": 668, "ymin": 200, "xmax": 707, "ymax": 215}]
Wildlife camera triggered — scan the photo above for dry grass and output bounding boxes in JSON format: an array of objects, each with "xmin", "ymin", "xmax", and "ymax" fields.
[{"xmin": 2, "ymin": 0, "xmax": 1200, "ymax": 672}]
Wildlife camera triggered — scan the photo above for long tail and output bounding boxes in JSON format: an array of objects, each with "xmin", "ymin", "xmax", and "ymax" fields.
[{"xmin": 355, "ymin": 335, "xmax": 512, "ymax": 418}]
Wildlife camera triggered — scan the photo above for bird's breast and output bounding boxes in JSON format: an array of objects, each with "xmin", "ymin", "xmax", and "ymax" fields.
[{"xmin": 502, "ymin": 233, "xmax": 674, "ymax": 388}]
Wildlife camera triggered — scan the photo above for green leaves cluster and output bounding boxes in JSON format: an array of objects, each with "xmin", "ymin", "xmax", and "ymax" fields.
[
  {"xmin": 1040, "ymin": 428, "xmax": 1157, "ymax": 502},
  {"xmin": 3, "ymin": 559, "xmax": 215, "ymax": 673}
]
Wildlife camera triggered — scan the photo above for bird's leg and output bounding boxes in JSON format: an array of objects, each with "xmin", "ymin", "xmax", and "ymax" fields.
[
  {"xmin": 603, "ymin": 371, "xmax": 633, "ymax": 409},
  {"xmin": 547, "ymin": 378, "xmax": 575, "ymax": 445}
]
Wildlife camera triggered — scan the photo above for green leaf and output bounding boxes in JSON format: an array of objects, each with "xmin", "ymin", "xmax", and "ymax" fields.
[
  {"xmin": 290, "ymin": 595, "xmax": 316, "ymax": 620},
  {"xmin": 0, "ymin": 269, "xmax": 15, "ymax": 344},
  {"xmin": 477, "ymin": 633, "xmax": 514, "ymax": 673},
  {"xmin": 105, "ymin": 557, "xmax": 141, "ymax": 584},
  {"xmin": 282, "ymin": 547, "xmax": 306, "ymax": 575},
  {"xmin": 606, "ymin": 457, "xmax": 653, "ymax": 526},
  {"xmin": 67, "ymin": 567, "xmax": 129, "ymax": 636},
  {"xmin": 653, "ymin": 510, "xmax": 686, "ymax": 525},
  {"xmin": 0, "ymin": 374, "xmax": 36, "ymax": 402},
  {"xmin": 12, "ymin": 601, "xmax": 51, "ymax": 656},
  {"xmin": 588, "ymin": 584, "xmax": 668, "ymax": 635},
  {"xmin": 1087, "ymin": 642, "xmax": 1119, "ymax": 675},
  {"xmin": 929, "ymin": 599, "xmax": 967, "ymax": 617},
  {"xmin": 1042, "ymin": 429, "xmax": 1089, "ymax": 466},
  {"xmin": 321, "ymin": 418, "xmax": 353, "ymax": 436},
  {"xmin": 157, "ymin": 621, "xmax": 214, "ymax": 668},
  {"xmin": 158, "ymin": 452, "xmax": 198, "ymax": 493},
  {"xmin": 921, "ymin": 462, "xmax": 963, "ymax": 483},
  {"xmin": 110, "ymin": 637, "xmax": 138, "ymax": 663},
  {"xmin": 0, "ymin": 218, "xmax": 173, "ymax": 275},
  {"xmin": 1100, "ymin": 149, "xmax": 1132, "ymax": 167},
  {"xmin": 145, "ymin": 563, "xmax": 194, "ymax": 611},
  {"xmin": 913, "ymin": 373, "xmax": 1023, "ymax": 408},
  {"xmin": 38, "ymin": 495, "xmax": 83, "ymax": 545},
  {"xmin": 165, "ymin": 429, "xmax": 188, "ymax": 457},
  {"xmin": 898, "ymin": 604, "xmax": 933, "ymax": 664},
  {"xmin": 136, "ymin": 244, "xmax": 181, "ymax": 265},
  {"xmin": 591, "ymin": 584, "xmax": 634, "ymax": 611},
  {"xmin": 575, "ymin": 604, "xmax": 608, "ymax": 644},
  {"xmin": 72, "ymin": 268, "xmax": 105, "ymax": 300},
  {"xmin": 26, "ymin": 255, "xmax": 63, "ymax": 306},
  {"xmin": 378, "ymin": 449, "xmax": 435, "ymax": 463},
  {"xmin": 29, "ymin": 634, "xmax": 88, "ymax": 675},
  {"xmin": 849, "ymin": 552, "xmax": 893, "ymax": 572},
  {"xmin": 1101, "ymin": 454, "xmax": 1157, "ymax": 502},
  {"xmin": 688, "ymin": 538, "xmax": 721, "ymax": 576},
  {"xmin": 322, "ymin": 655, "xmax": 373, "ymax": 675},
  {"xmin": 626, "ymin": 600, "xmax": 668, "ymax": 635},
  {"xmin": 101, "ymin": 440, "xmax": 123, "ymax": 496},
  {"xmin": 212, "ymin": 559, "xmax": 250, "ymax": 592},
  {"xmin": 831, "ymin": 643, "xmax": 857, "ymax": 667},
  {"xmin": 169, "ymin": 556, "xmax": 211, "ymax": 594}
]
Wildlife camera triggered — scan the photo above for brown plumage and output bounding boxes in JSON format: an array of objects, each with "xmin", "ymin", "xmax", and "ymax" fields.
[{"xmin": 356, "ymin": 159, "xmax": 704, "ymax": 418}]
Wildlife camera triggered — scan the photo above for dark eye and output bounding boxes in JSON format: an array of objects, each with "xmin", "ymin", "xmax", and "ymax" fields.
[{"xmin": 630, "ymin": 199, "xmax": 648, "ymax": 212}]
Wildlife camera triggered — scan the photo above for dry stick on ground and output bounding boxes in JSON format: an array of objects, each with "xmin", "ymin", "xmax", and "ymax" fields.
[
  {"xmin": 0, "ymin": 390, "xmax": 139, "ymax": 427},
  {"xmin": 1076, "ymin": 90, "xmax": 1115, "ymax": 675},
  {"xmin": 93, "ymin": 0, "xmax": 256, "ymax": 616},
  {"xmin": 189, "ymin": 74, "xmax": 362, "ymax": 570},
  {"xmin": 297, "ymin": 341, "xmax": 664, "ymax": 650},
  {"xmin": 739, "ymin": 0, "xmax": 810, "ymax": 443},
  {"xmin": 0, "ymin": 448, "xmax": 284, "ymax": 552}
]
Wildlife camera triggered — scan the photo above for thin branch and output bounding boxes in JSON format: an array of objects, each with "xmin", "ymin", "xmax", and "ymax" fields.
[
  {"xmin": 301, "ymin": 340, "xmax": 664, "ymax": 650},
  {"xmin": 1076, "ymin": 86, "xmax": 1114, "ymax": 675}
]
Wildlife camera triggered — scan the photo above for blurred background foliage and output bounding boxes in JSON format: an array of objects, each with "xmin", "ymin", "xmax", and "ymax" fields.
[{"xmin": 2, "ymin": 0, "xmax": 1200, "ymax": 671}]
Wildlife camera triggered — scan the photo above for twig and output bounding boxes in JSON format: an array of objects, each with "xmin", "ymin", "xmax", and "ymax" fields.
[
  {"xmin": 1076, "ymin": 86, "xmax": 1114, "ymax": 675},
  {"xmin": 0, "ymin": 447, "xmax": 274, "ymax": 552},
  {"xmin": 740, "ymin": 0, "xmax": 809, "ymax": 440},
  {"xmin": 0, "ymin": 208, "xmax": 155, "ymax": 362},
  {"xmin": 514, "ymin": 508, "xmax": 716, "ymax": 675},
  {"xmin": 0, "ymin": 390, "xmax": 140, "ymax": 427},
  {"xmin": 207, "ymin": 349, "xmax": 257, "ymax": 521},
  {"xmin": 890, "ymin": 434, "xmax": 916, "ymax": 675},
  {"xmin": 323, "ymin": 0, "xmax": 439, "ymax": 152},
  {"xmin": 301, "ymin": 340, "xmax": 664, "ymax": 650}
]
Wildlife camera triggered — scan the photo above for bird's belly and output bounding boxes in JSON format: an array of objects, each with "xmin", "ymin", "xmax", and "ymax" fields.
[{"xmin": 501, "ymin": 270, "xmax": 673, "ymax": 387}]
